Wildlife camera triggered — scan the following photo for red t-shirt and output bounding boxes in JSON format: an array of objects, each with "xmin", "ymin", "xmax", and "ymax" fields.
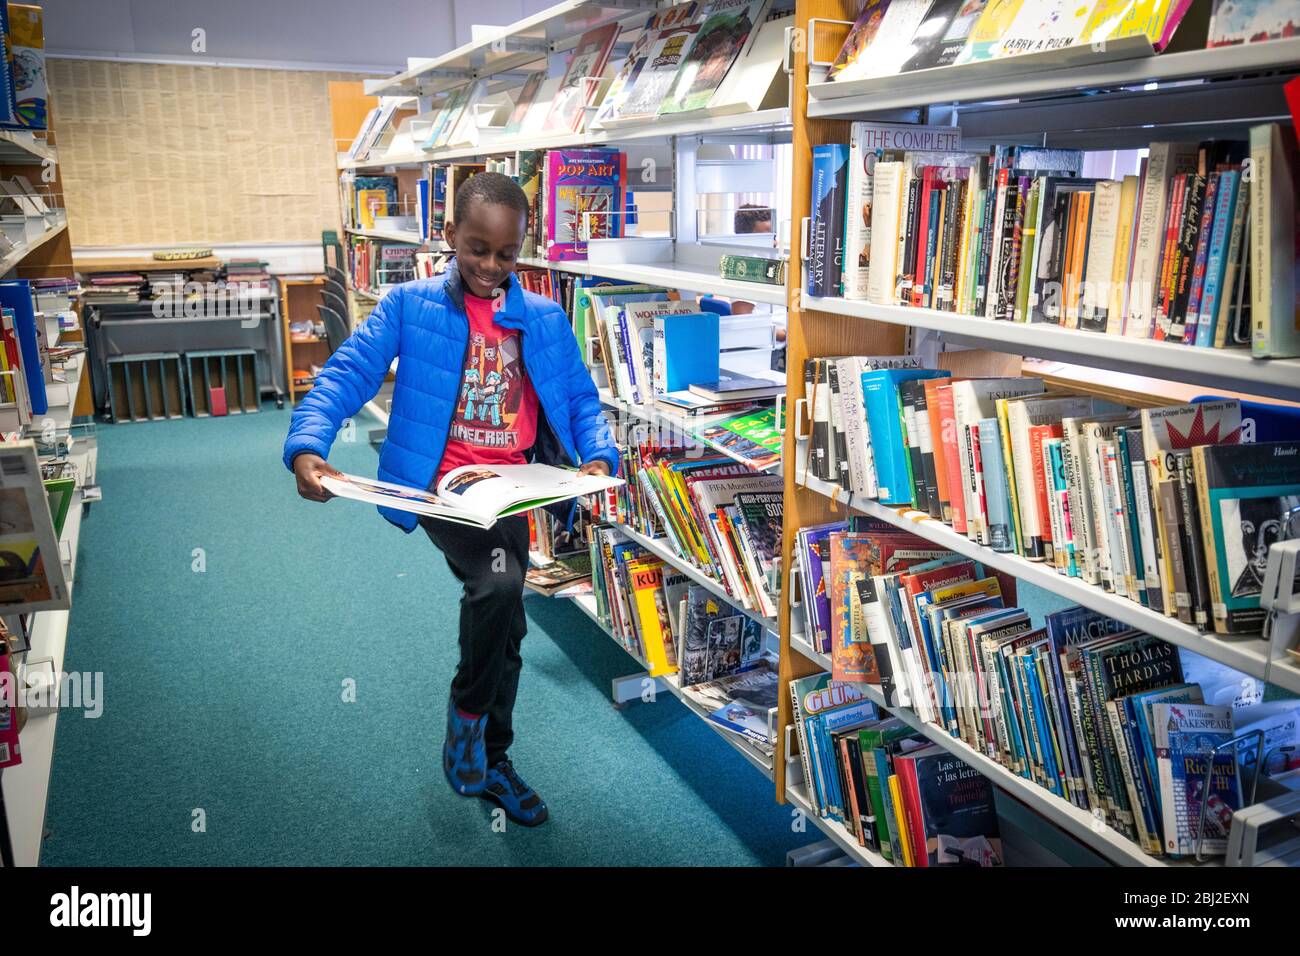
[{"xmin": 435, "ymin": 292, "xmax": 539, "ymax": 484}]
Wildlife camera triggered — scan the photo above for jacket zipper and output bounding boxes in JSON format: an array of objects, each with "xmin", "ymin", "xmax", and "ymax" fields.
[{"xmin": 429, "ymin": 312, "xmax": 473, "ymax": 491}]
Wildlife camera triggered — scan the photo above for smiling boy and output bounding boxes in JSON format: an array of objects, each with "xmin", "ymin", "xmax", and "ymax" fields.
[{"xmin": 284, "ymin": 172, "xmax": 619, "ymax": 827}]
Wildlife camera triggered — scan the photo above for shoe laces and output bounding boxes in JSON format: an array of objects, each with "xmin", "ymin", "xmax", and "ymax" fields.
[{"xmin": 492, "ymin": 761, "xmax": 528, "ymax": 797}]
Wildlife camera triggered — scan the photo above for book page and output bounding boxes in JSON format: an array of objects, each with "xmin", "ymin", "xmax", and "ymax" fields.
[
  {"xmin": 319, "ymin": 472, "xmax": 492, "ymax": 527},
  {"xmin": 435, "ymin": 462, "xmax": 623, "ymax": 519}
]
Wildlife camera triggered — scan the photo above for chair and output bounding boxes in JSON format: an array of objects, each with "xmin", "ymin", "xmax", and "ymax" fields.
[
  {"xmin": 316, "ymin": 304, "xmax": 350, "ymax": 353},
  {"xmin": 322, "ymin": 289, "xmax": 349, "ymax": 318}
]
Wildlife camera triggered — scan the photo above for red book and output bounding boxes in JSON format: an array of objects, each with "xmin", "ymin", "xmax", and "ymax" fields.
[
  {"xmin": 936, "ymin": 383, "xmax": 966, "ymax": 533},
  {"xmin": 1153, "ymin": 172, "xmax": 1186, "ymax": 340},
  {"xmin": 892, "ymin": 751, "xmax": 930, "ymax": 867},
  {"xmin": 1028, "ymin": 423, "xmax": 1064, "ymax": 562},
  {"xmin": 209, "ymin": 386, "xmax": 228, "ymax": 416},
  {"xmin": 909, "ymin": 166, "xmax": 938, "ymax": 308}
]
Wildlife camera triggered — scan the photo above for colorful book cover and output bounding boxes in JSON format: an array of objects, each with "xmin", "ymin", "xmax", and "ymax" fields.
[
  {"xmin": 829, "ymin": 531, "xmax": 880, "ymax": 683},
  {"xmin": 544, "ymin": 23, "xmax": 622, "ymax": 133},
  {"xmin": 659, "ymin": 0, "xmax": 767, "ymax": 115},
  {"xmin": 696, "ymin": 408, "xmax": 783, "ymax": 470},
  {"xmin": 895, "ymin": 745, "xmax": 1003, "ymax": 866},
  {"xmin": 1193, "ymin": 441, "xmax": 1300, "ymax": 635},
  {"xmin": 1208, "ymin": 0, "xmax": 1300, "ymax": 47},
  {"xmin": 0, "ymin": 648, "xmax": 18, "ymax": 767},
  {"xmin": 831, "ymin": 0, "xmax": 936, "ymax": 82},
  {"xmin": 544, "ymin": 149, "xmax": 627, "ymax": 261},
  {"xmin": 903, "ymin": 0, "xmax": 989, "ymax": 70},
  {"xmin": 1078, "ymin": 0, "xmax": 1198, "ymax": 52},
  {"xmin": 978, "ymin": 416, "xmax": 1014, "ymax": 552},
  {"xmin": 861, "ymin": 368, "xmax": 951, "ymax": 505},
  {"xmin": 4, "ymin": 4, "xmax": 45, "ymax": 130},
  {"xmin": 1154, "ymin": 702, "xmax": 1241, "ymax": 857},
  {"xmin": 828, "ymin": 0, "xmax": 893, "ymax": 80},
  {"xmin": 808, "ymin": 142, "xmax": 850, "ymax": 297}
]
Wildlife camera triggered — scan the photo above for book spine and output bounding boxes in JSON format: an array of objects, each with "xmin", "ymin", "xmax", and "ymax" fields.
[
  {"xmin": 1158, "ymin": 477, "xmax": 1192, "ymax": 624},
  {"xmin": 1130, "ymin": 450, "xmax": 1165, "ymax": 614},
  {"xmin": 1195, "ymin": 169, "xmax": 1238, "ymax": 348},
  {"xmin": 1174, "ymin": 454, "xmax": 1212, "ymax": 630},
  {"xmin": 1153, "ymin": 173, "xmax": 1187, "ymax": 340},
  {"xmin": 1182, "ymin": 171, "xmax": 1219, "ymax": 344},
  {"xmin": 1168, "ymin": 174, "xmax": 1206, "ymax": 341}
]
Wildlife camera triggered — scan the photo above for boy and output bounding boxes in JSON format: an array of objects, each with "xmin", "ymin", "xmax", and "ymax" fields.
[{"xmin": 284, "ymin": 172, "xmax": 619, "ymax": 827}]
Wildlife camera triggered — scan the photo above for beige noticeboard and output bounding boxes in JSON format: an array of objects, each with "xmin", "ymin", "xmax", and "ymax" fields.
[{"xmin": 50, "ymin": 59, "xmax": 379, "ymax": 246}]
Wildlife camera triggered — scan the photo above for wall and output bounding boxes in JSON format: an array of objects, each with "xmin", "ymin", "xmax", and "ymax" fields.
[{"xmin": 50, "ymin": 58, "xmax": 365, "ymax": 246}]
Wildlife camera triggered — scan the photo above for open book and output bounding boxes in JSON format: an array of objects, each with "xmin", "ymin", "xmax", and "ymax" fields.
[{"xmin": 320, "ymin": 463, "xmax": 623, "ymax": 529}]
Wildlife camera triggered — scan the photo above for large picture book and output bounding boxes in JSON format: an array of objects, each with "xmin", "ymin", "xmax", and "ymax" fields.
[
  {"xmin": 0, "ymin": 439, "xmax": 68, "ymax": 613},
  {"xmin": 544, "ymin": 149, "xmax": 627, "ymax": 261},
  {"xmin": 320, "ymin": 463, "xmax": 623, "ymax": 530},
  {"xmin": 544, "ymin": 23, "xmax": 622, "ymax": 133},
  {"xmin": 659, "ymin": 0, "xmax": 768, "ymax": 115}
]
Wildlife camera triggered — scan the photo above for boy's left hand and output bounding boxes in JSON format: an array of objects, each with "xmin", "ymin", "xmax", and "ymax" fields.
[{"xmin": 578, "ymin": 460, "xmax": 610, "ymax": 477}]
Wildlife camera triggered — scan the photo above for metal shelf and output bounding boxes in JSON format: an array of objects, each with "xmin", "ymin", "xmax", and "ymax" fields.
[
  {"xmin": 784, "ymin": 779, "xmax": 892, "ymax": 867},
  {"xmin": 802, "ymin": 292, "xmax": 1300, "ymax": 404},
  {"xmin": 0, "ymin": 214, "xmax": 67, "ymax": 275},
  {"xmin": 343, "ymin": 107, "xmax": 792, "ymax": 171},
  {"xmin": 806, "ymin": 36, "xmax": 1300, "ymax": 118},
  {"xmin": 0, "ymin": 129, "xmax": 55, "ymax": 165},
  {"xmin": 517, "ymin": 255, "xmax": 788, "ymax": 306},
  {"xmin": 794, "ymin": 471, "xmax": 1276, "ymax": 683},
  {"xmin": 344, "ymin": 227, "xmax": 424, "ymax": 244},
  {"xmin": 617, "ymin": 522, "xmax": 777, "ymax": 633}
]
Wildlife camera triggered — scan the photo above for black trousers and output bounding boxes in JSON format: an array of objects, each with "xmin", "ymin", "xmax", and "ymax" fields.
[{"xmin": 421, "ymin": 513, "xmax": 530, "ymax": 765}]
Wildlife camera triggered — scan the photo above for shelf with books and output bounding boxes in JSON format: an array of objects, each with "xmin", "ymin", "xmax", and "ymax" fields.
[
  {"xmin": 793, "ymin": 469, "xmax": 1276, "ymax": 685},
  {"xmin": 617, "ymin": 522, "xmax": 778, "ymax": 633},
  {"xmin": 3, "ymin": 462, "xmax": 89, "ymax": 867},
  {"xmin": 784, "ymin": 778, "xmax": 891, "ymax": 866},
  {"xmin": 343, "ymin": 107, "xmax": 793, "ymax": 172},
  {"xmin": 517, "ymin": 255, "xmax": 788, "ymax": 306},
  {"xmin": 806, "ymin": 36, "xmax": 1300, "ymax": 119},
  {"xmin": 801, "ymin": 293, "xmax": 1300, "ymax": 405},
  {"xmin": 789, "ymin": 628, "xmax": 831, "ymax": 672},
  {"xmin": 343, "ymin": 226, "xmax": 425, "ymax": 245}
]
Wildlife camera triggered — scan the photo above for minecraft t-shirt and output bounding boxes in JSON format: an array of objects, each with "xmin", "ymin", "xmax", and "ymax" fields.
[{"xmin": 435, "ymin": 292, "xmax": 539, "ymax": 483}]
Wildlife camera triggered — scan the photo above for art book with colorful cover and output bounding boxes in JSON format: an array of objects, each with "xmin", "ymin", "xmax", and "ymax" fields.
[
  {"xmin": 320, "ymin": 463, "xmax": 623, "ymax": 530},
  {"xmin": 659, "ymin": 0, "xmax": 768, "ymax": 115},
  {"xmin": 1076, "ymin": 0, "xmax": 1197, "ymax": 52},
  {"xmin": 544, "ymin": 149, "xmax": 627, "ymax": 261},
  {"xmin": 893, "ymin": 745, "xmax": 1003, "ymax": 866},
  {"xmin": 1193, "ymin": 441, "xmax": 1300, "ymax": 636},
  {"xmin": 1153, "ymin": 701, "xmax": 1241, "ymax": 857},
  {"xmin": 695, "ymin": 407, "xmax": 783, "ymax": 470},
  {"xmin": 829, "ymin": 532, "xmax": 881, "ymax": 683},
  {"xmin": 832, "ymin": 0, "xmax": 937, "ymax": 82},
  {"xmin": 1208, "ymin": 0, "xmax": 1300, "ymax": 47},
  {"xmin": 544, "ymin": 22, "xmax": 622, "ymax": 133},
  {"xmin": 902, "ymin": 0, "xmax": 988, "ymax": 70},
  {"xmin": 595, "ymin": 3, "xmax": 699, "ymax": 125},
  {"xmin": 612, "ymin": 23, "xmax": 701, "ymax": 122},
  {"xmin": 827, "ymin": 0, "xmax": 893, "ymax": 81},
  {"xmin": 4, "ymin": 4, "xmax": 46, "ymax": 130}
]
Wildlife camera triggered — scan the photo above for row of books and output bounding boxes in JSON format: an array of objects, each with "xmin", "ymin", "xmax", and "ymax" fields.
[
  {"xmin": 809, "ymin": 123, "xmax": 1299, "ymax": 358},
  {"xmin": 594, "ymin": 436, "xmax": 784, "ymax": 620},
  {"xmin": 346, "ymin": 237, "xmax": 419, "ymax": 294},
  {"xmin": 826, "ymin": 0, "xmax": 1287, "ymax": 85},
  {"xmin": 792, "ymin": 671, "xmax": 1003, "ymax": 865},
  {"xmin": 349, "ymin": 0, "xmax": 780, "ymax": 164},
  {"xmin": 799, "ymin": 517, "xmax": 1299, "ymax": 857},
  {"xmin": 802, "ymin": 351, "xmax": 1300, "ymax": 637}
]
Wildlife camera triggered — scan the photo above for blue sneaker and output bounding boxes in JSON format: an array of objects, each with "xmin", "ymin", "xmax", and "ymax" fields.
[
  {"xmin": 443, "ymin": 700, "xmax": 487, "ymax": 796},
  {"xmin": 481, "ymin": 760, "xmax": 549, "ymax": 827}
]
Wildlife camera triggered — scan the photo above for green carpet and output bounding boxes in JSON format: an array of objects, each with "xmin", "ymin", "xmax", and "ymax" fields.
[{"xmin": 41, "ymin": 406, "xmax": 814, "ymax": 866}]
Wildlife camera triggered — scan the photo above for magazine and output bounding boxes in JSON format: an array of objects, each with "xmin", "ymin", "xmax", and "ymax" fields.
[
  {"xmin": 320, "ymin": 463, "xmax": 623, "ymax": 529},
  {"xmin": 689, "ymin": 662, "xmax": 780, "ymax": 748}
]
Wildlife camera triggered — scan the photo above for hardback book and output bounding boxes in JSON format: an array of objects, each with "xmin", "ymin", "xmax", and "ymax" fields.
[
  {"xmin": 321, "ymin": 464, "xmax": 623, "ymax": 530},
  {"xmin": 1208, "ymin": 0, "xmax": 1300, "ymax": 47},
  {"xmin": 595, "ymin": 3, "xmax": 699, "ymax": 125},
  {"xmin": 653, "ymin": 311, "xmax": 720, "ymax": 394},
  {"xmin": 1153, "ymin": 701, "xmax": 1241, "ymax": 858},
  {"xmin": 1125, "ymin": 142, "xmax": 1199, "ymax": 339},
  {"xmin": 808, "ymin": 143, "xmax": 850, "ymax": 297},
  {"xmin": 893, "ymin": 745, "xmax": 1003, "ymax": 866},
  {"xmin": 830, "ymin": 0, "xmax": 936, "ymax": 83},
  {"xmin": 544, "ymin": 149, "xmax": 627, "ymax": 261},
  {"xmin": 4, "ymin": 4, "xmax": 46, "ymax": 130},
  {"xmin": 612, "ymin": 23, "xmax": 701, "ymax": 122},
  {"xmin": 1193, "ymin": 441, "xmax": 1300, "ymax": 635},
  {"xmin": 957, "ymin": 0, "xmax": 1092, "ymax": 63},
  {"xmin": 659, "ymin": 0, "xmax": 769, "ymax": 115},
  {"xmin": 719, "ymin": 253, "xmax": 786, "ymax": 285},
  {"xmin": 861, "ymin": 368, "xmax": 952, "ymax": 506},
  {"xmin": 1076, "ymin": 0, "xmax": 1198, "ymax": 52},
  {"xmin": 902, "ymin": 0, "xmax": 988, "ymax": 70},
  {"xmin": 503, "ymin": 72, "xmax": 546, "ymax": 135},
  {"xmin": 1248, "ymin": 123, "xmax": 1300, "ymax": 358},
  {"xmin": 688, "ymin": 376, "xmax": 784, "ymax": 401},
  {"xmin": 543, "ymin": 23, "xmax": 622, "ymax": 133},
  {"xmin": 829, "ymin": 532, "xmax": 882, "ymax": 683},
  {"xmin": 0, "ymin": 440, "xmax": 68, "ymax": 613}
]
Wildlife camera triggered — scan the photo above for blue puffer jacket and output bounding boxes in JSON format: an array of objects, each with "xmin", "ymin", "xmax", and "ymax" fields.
[{"xmin": 282, "ymin": 263, "xmax": 620, "ymax": 532}]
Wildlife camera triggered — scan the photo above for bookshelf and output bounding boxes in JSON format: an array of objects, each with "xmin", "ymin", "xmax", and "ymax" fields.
[{"xmin": 780, "ymin": 0, "xmax": 1300, "ymax": 868}]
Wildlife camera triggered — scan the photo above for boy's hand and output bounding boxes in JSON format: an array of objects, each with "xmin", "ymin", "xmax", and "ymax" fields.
[
  {"xmin": 293, "ymin": 453, "xmax": 342, "ymax": 502},
  {"xmin": 578, "ymin": 460, "xmax": 610, "ymax": 477}
]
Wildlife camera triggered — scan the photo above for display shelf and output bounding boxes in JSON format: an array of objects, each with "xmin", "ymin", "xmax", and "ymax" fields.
[
  {"xmin": 784, "ymin": 779, "xmax": 891, "ymax": 867},
  {"xmin": 598, "ymin": 387, "xmax": 779, "ymax": 470},
  {"xmin": 344, "ymin": 226, "xmax": 424, "ymax": 244},
  {"xmin": 3, "ymin": 470, "xmax": 88, "ymax": 867},
  {"xmin": 794, "ymin": 470, "xmax": 1277, "ymax": 683},
  {"xmin": 364, "ymin": 0, "xmax": 651, "ymax": 98},
  {"xmin": 617, "ymin": 522, "xmax": 777, "ymax": 633},
  {"xmin": 802, "ymin": 293, "xmax": 1300, "ymax": 404},
  {"xmin": 516, "ymin": 255, "xmax": 787, "ymax": 306},
  {"xmin": 1, "ymin": 213, "xmax": 68, "ymax": 275},
  {"xmin": 343, "ymin": 107, "xmax": 792, "ymax": 171},
  {"xmin": 806, "ymin": 36, "xmax": 1300, "ymax": 118},
  {"xmin": 0, "ymin": 128, "xmax": 55, "ymax": 165}
]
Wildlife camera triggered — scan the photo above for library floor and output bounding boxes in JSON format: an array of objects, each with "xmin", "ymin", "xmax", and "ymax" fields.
[{"xmin": 42, "ymin": 404, "xmax": 814, "ymax": 866}]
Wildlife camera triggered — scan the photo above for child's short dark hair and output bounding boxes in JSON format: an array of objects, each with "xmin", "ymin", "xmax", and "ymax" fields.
[
  {"xmin": 734, "ymin": 203, "xmax": 772, "ymax": 234},
  {"xmin": 454, "ymin": 171, "xmax": 530, "ymax": 223}
]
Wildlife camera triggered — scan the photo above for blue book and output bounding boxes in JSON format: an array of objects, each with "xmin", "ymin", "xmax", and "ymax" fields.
[
  {"xmin": 976, "ymin": 417, "xmax": 1013, "ymax": 552},
  {"xmin": 860, "ymin": 368, "xmax": 950, "ymax": 505},
  {"xmin": 1130, "ymin": 683, "xmax": 1204, "ymax": 817},
  {"xmin": 655, "ymin": 311, "xmax": 719, "ymax": 393},
  {"xmin": 808, "ymin": 143, "xmax": 849, "ymax": 298},
  {"xmin": 1194, "ymin": 169, "xmax": 1240, "ymax": 348},
  {"xmin": 1023, "ymin": 648, "xmax": 1064, "ymax": 798},
  {"xmin": 0, "ymin": 281, "xmax": 45, "ymax": 415},
  {"xmin": 416, "ymin": 178, "xmax": 430, "ymax": 241},
  {"xmin": 1046, "ymin": 440, "xmax": 1078, "ymax": 576}
]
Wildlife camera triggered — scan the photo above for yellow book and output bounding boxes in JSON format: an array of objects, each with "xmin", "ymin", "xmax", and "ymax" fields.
[
  {"xmin": 1106, "ymin": 174, "xmax": 1140, "ymax": 335},
  {"xmin": 888, "ymin": 774, "xmax": 914, "ymax": 867},
  {"xmin": 1078, "ymin": 0, "xmax": 1188, "ymax": 51},
  {"xmin": 629, "ymin": 560, "xmax": 676, "ymax": 676},
  {"xmin": 356, "ymin": 188, "xmax": 388, "ymax": 230},
  {"xmin": 995, "ymin": 397, "xmax": 1024, "ymax": 555}
]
